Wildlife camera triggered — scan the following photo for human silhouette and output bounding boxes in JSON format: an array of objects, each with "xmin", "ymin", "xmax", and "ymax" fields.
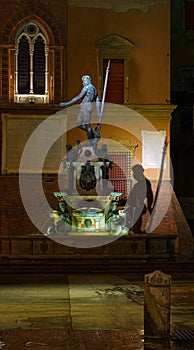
[{"xmin": 126, "ymin": 164, "xmax": 153, "ymax": 234}]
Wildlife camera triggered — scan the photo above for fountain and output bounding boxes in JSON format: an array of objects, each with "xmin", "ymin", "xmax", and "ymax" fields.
[{"xmin": 47, "ymin": 139, "xmax": 125, "ymax": 236}]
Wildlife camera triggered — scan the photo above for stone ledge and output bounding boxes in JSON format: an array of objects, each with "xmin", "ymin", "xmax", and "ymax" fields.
[{"xmin": 0, "ymin": 234, "xmax": 178, "ymax": 262}]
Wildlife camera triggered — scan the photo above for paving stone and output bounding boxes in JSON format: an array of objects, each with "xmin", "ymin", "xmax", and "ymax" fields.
[{"xmin": 0, "ymin": 275, "xmax": 194, "ymax": 349}]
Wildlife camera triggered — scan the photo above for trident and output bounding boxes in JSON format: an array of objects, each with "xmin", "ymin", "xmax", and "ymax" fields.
[{"xmin": 95, "ymin": 60, "xmax": 110, "ymax": 137}]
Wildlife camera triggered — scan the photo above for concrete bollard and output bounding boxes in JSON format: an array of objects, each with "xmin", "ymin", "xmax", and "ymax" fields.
[{"xmin": 144, "ymin": 270, "xmax": 172, "ymax": 339}]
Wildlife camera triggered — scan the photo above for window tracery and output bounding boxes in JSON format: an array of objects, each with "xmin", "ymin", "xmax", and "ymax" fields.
[{"xmin": 14, "ymin": 22, "xmax": 49, "ymax": 103}]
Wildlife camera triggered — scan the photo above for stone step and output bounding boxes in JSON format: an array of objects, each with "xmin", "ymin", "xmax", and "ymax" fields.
[{"xmin": 0, "ymin": 257, "xmax": 193, "ymax": 280}]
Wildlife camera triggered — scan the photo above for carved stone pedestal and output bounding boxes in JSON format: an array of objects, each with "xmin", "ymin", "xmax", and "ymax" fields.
[{"xmin": 144, "ymin": 270, "xmax": 172, "ymax": 339}]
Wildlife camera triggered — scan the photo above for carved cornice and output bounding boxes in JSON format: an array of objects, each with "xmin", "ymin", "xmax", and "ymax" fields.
[
  {"xmin": 128, "ymin": 104, "xmax": 177, "ymax": 121},
  {"xmin": 96, "ymin": 34, "xmax": 134, "ymax": 49},
  {"xmin": 69, "ymin": 0, "xmax": 168, "ymax": 13}
]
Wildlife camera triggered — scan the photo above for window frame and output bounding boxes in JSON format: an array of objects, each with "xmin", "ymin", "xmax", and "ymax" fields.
[{"xmin": 14, "ymin": 21, "xmax": 49, "ymax": 104}]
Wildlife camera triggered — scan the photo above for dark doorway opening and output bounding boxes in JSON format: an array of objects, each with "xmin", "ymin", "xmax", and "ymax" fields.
[{"xmin": 103, "ymin": 59, "xmax": 124, "ymax": 104}]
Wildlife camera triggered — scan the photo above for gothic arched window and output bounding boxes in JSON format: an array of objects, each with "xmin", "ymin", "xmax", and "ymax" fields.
[
  {"xmin": 18, "ymin": 35, "xmax": 30, "ymax": 94},
  {"xmin": 15, "ymin": 22, "xmax": 49, "ymax": 103}
]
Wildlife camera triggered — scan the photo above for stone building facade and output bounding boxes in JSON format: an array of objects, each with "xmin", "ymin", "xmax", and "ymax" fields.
[{"xmin": 0, "ymin": 0, "xmax": 193, "ymax": 267}]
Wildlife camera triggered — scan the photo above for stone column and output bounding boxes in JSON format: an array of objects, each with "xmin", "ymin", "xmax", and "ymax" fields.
[{"xmin": 144, "ymin": 270, "xmax": 172, "ymax": 339}]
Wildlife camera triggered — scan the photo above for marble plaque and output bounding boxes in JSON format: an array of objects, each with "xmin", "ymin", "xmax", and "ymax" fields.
[
  {"xmin": 2, "ymin": 113, "xmax": 65, "ymax": 174},
  {"xmin": 142, "ymin": 130, "xmax": 166, "ymax": 169}
]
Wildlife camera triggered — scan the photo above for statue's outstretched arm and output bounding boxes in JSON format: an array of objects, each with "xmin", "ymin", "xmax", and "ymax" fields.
[{"xmin": 60, "ymin": 87, "xmax": 86, "ymax": 107}]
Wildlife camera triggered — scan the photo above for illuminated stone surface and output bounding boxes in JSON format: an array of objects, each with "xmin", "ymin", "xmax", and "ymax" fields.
[
  {"xmin": 0, "ymin": 274, "xmax": 194, "ymax": 349},
  {"xmin": 144, "ymin": 270, "xmax": 172, "ymax": 339}
]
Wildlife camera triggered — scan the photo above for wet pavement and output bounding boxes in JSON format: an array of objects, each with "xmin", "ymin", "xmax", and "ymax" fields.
[{"xmin": 0, "ymin": 274, "xmax": 194, "ymax": 349}]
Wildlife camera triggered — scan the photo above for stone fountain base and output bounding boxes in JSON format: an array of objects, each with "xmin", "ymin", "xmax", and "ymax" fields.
[{"xmin": 49, "ymin": 192, "xmax": 123, "ymax": 236}]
